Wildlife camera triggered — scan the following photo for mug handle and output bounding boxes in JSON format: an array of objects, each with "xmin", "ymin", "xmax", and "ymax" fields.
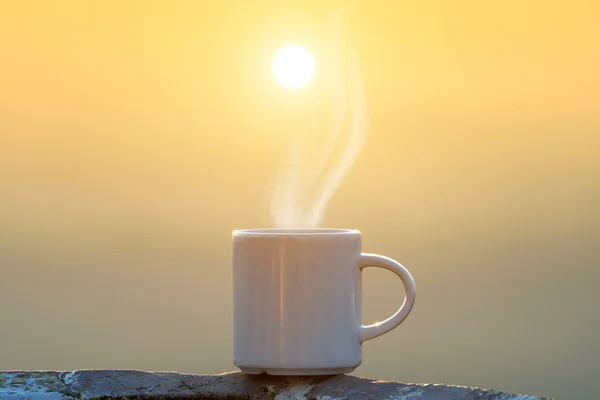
[{"xmin": 358, "ymin": 253, "xmax": 416, "ymax": 342}]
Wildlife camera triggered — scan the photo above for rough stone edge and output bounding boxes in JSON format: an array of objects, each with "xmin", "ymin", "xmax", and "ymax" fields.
[
  {"xmin": 0, "ymin": 371, "xmax": 68, "ymax": 399},
  {"xmin": 0, "ymin": 370, "xmax": 550, "ymax": 400}
]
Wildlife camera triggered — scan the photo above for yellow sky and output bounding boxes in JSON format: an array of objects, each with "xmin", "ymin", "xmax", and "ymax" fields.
[
  {"xmin": 0, "ymin": 0, "xmax": 598, "ymax": 250},
  {"xmin": 1, "ymin": 3, "xmax": 600, "ymax": 398}
]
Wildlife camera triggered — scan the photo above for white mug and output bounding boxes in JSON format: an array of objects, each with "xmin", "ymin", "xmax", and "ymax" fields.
[{"xmin": 232, "ymin": 228, "xmax": 416, "ymax": 375}]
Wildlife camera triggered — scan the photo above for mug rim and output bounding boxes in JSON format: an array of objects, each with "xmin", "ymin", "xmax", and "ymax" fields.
[{"xmin": 233, "ymin": 228, "xmax": 360, "ymax": 236}]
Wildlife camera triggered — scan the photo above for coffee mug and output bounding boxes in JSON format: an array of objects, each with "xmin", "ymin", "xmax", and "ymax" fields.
[{"xmin": 232, "ymin": 228, "xmax": 416, "ymax": 375}]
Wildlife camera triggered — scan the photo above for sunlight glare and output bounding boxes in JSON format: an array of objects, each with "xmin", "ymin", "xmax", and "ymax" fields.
[{"xmin": 272, "ymin": 45, "xmax": 315, "ymax": 89}]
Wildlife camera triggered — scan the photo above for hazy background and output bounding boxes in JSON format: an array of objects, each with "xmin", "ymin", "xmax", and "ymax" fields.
[{"xmin": 1, "ymin": 1, "xmax": 599, "ymax": 399}]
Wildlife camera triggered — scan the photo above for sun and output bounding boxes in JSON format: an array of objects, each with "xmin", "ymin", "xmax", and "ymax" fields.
[{"xmin": 272, "ymin": 45, "xmax": 315, "ymax": 89}]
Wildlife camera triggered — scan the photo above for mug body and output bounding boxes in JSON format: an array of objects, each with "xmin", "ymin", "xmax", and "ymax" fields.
[{"xmin": 232, "ymin": 228, "xmax": 363, "ymax": 375}]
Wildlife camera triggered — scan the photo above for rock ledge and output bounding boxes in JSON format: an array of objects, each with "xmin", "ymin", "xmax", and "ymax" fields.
[{"xmin": 0, "ymin": 370, "xmax": 548, "ymax": 400}]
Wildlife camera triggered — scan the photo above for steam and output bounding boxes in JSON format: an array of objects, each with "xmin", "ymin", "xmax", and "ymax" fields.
[{"xmin": 269, "ymin": 7, "xmax": 369, "ymax": 228}]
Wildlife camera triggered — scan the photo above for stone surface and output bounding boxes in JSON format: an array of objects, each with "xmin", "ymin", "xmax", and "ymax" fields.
[{"xmin": 0, "ymin": 370, "xmax": 549, "ymax": 400}]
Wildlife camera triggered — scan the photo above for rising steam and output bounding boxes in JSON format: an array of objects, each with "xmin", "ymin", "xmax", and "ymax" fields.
[{"xmin": 269, "ymin": 7, "xmax": 369, "ymax": 228}]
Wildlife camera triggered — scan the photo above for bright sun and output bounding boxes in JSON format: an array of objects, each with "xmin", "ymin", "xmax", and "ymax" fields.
[{"xmin": 272, "ymin": 45, "xmax": 315, "ymax": 89}]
